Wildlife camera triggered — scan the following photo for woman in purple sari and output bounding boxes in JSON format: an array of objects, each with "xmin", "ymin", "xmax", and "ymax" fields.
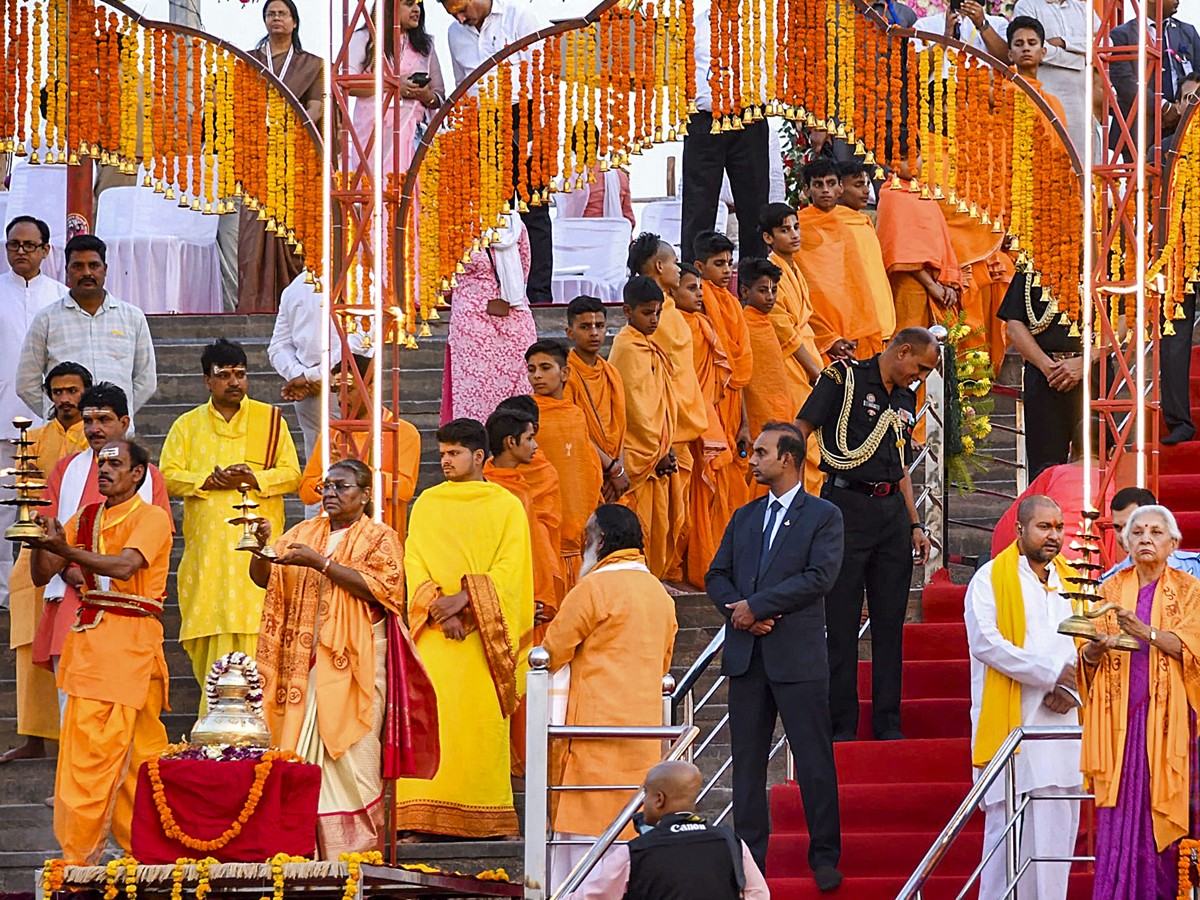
[{"xmin": 1080, "ymin": 505, "xmax": 1200, "ymax": 900}]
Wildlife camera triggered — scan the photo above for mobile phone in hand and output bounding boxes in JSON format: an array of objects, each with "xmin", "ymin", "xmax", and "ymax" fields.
[{"xmin": 410, "ymin": 72, "xmax": 431, "ymax": 87}]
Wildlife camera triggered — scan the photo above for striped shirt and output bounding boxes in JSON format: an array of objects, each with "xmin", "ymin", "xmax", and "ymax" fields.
[{"xmin": 17, "ymin": 292, "xmax": 157, "ymax": 419}]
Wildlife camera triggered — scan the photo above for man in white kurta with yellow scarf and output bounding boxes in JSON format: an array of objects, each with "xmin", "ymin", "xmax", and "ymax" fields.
[
  {"xmin": 964, "ymin": 494, "xmax": 1083, "ymax": 900},
  {"xmin": 159, "ymin": 339, "xmax": 300, "ymax": 691}
]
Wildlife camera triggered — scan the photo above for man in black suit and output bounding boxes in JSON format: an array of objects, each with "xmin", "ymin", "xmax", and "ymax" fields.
[{"xmin": 706, "ymin": 421, "xmax": 845, "ymax": 894}]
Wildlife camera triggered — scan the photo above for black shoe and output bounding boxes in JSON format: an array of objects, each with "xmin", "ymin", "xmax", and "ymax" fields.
[
  {"xmin": 876, "ymin": 729, "xmax": 906, "ymax": 740},
  {"xmin": 1162, "ymin": 424, "xmax": 1196, "ymax": 446},
  {"xmin": 814, "ymin": 865, "xmax": 843, "ymax": 892},
  {"xmin": 832, "ymin": 730, "xmax": 856, "ymax": 742}
]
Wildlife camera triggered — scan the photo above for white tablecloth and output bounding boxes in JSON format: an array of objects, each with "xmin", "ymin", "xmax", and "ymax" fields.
[{"xmin": 550, "ymin": 217, "xmax": 633, "ymax": 305}]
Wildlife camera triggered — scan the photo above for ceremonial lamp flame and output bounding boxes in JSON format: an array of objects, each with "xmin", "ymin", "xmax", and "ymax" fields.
[
  {"xmin": 227, "ymin": 487, "xmax": 277, "ymax": 559},
  {"xmin": 189, "ymin": 652, "xmax": 272, "ymax": 748},
  {"xmin": 1057, "ymin": 509, "xmax": 1140, "ymax": 652},
  {"xmin": 2, "ymin": 417, "xmax": 52, "ymax": 542}
]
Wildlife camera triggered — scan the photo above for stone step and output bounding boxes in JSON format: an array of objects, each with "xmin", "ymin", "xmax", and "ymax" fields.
[
  {"xmin": 0, "ymin": 804, "xmax": 54, "ymax": 850},
  {"xmin": 147, "ymin": 314, "xmax": 278, "ymax": 343},
  {"xmin": 0, "ymin": 851, "xmax": 50, "ymax": 894}
]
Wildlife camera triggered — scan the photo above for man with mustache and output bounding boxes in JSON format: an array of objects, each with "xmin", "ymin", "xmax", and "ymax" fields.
[
  {"xmin": 1, "ymin": 216, "xmax": 67, "ymax": 608},
  {"xmin": 964, "ymin": 494, "xmax": 1083, "ymax": 899},
  {"xmin": 29, "ymin": 382, "xmax": 172, "ymax": 711},
  {"xmin": 159, "ymin": 338, "xmax": 300, "ymax": 696},
  {"xmin": 28, "ymin": 439, "xmax": 173, "ymax": 864},
  {"xmin": 0, "ymin": 362, "xmax": 91, "ymax": 764},
  {"xmin": 16, "ymin": 234, "xmax": 156, "ymax": 429}
]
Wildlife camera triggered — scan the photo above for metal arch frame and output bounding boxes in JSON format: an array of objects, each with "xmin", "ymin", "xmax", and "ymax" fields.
[{"xmin": 393, "ymin": 1, "xmax": 1086, "ymax": 309}]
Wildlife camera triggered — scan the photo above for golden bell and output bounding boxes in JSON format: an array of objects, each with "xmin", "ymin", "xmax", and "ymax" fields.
[
  {"xmin": 142, "ymin": 175, "xmax": 153, "ymax": 188},
  {"xmin": 29, "ymin": 151, "xmax": 40, "ymax": 165},
  {"xmin": 68, "ymin": 152, "xmax": 80, "ymax": 166},
  {"xmin": 188, "ymin": 198, "xmax": 200, "ymax": 211},
  {"xmin": 419, "ymin": 322, "xmax": 432, "ymax": 338},
  {"xmin": 957, "ymin": 199, "xmax": 970, "ymax": 214},
  {"xmin": 165, "ymin": 187, "xmax": 176, "ymax": 201},
  {"xmin": 864, "ymin": 149, "xmax": 875, "ymax": 165},
  {"xmin": 203, "ymin": 203, "xmax": 214, "ymax": 215},
  {"xmin": 932, "ymin": 186, "xmax": 944, "ymax": 200}
]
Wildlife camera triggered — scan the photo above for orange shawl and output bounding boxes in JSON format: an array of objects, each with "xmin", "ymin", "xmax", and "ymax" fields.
[
  {"xmin": 796, "ymin": 205, "xmax": 889, "ymax": 358},
  {"xmin": 258, "ymin": 515, "xmax": 406, "ymax": 759},
  {"xmin": 743, "ymin": 307, "xmax": 798, "ymax": 436},
  {"xmin": 564, "ymin": 350, "xmax": 627, "ymax": 461},
  {"xmin": 942, "ymin": 201, "xmax": 1007, "ymax": 354},
  {"xmin": 607, "ymin": 325, "xmax": 677, "ymax": 489},
  {"xmin": 653, "ymin": 297, "xmax": 709, "ymax": 444},
  {"xmin": 876, "ymin": 184, "xmax": 963, "ymax": 287},
  {"xmin": 533, "ymin": 395, "xmax": 603, "ymax": 580},
  {"xmin": 483, "ymin": 460, "xmax": 566, "ymax": 613},
  {"xmin": 768, "ymin": 252, "xmax": 822, "ymax": 411},
  {"xmin": 1079, "ymin": 566, "xmax": 1200, "ymax": 850}
]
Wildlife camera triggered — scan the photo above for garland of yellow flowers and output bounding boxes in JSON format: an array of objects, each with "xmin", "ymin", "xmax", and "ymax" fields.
[
  {"xmin": 29, "ymin": 0, "xmax": 42, "ymax": 163},
  {"xmin": 340, "ymin": 851, "xmax": 383, "ymax": 900},
  {"xmin": 147, "ymin": 749, "xmax": 303, "ymax": 853},
  {"xmin": 102, "ymin": 856, "xmax": 138, "ymax": 900}
]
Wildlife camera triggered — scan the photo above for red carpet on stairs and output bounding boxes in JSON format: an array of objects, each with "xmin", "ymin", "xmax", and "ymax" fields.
[{"xmin": 763, "ymin": 570, "xmax": 1095, "ymax": 899}]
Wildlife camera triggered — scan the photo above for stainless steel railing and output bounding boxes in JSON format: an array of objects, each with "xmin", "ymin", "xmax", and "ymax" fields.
[{"xmin": 895, "ymin": 725, "xmax": 1089, "ymax": 900}]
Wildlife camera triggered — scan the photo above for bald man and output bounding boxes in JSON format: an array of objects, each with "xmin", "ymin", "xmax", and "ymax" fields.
[
  {"xmin": 567, "ymin": 761, "xmax": 769, "ymax": 900},
  {"xmin": 963, "ymin": 495, "xmax": 1082, "ymax": 900}
]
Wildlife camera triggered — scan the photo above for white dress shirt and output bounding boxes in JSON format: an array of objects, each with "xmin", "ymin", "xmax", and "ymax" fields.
[
  {"xmin": 268, "ymin": 273, "xmax": 357, "ymax": 384},
  {"xmin": 17, "ymin": 291, "xmax": 157, "ymax": 419},
  {"xmin": 763, "ymin": 481, "xmax": 803, "ymax": 550},
  {"xmin": 446, "ymin": 0, "xmax": 539, "ymax": 89},
  {"xmin": 912, "ymin": 12, "xmax": 1009, "ymax": 59},
  {"xmin": 0, "ymin": 270, "xmax": 65, "ymax": 427},
  {"xmin": 693, "ymin": 0, "xmax": 714, "ymax": 113},
  {"xmin": 964, "ymin": 555, "xmax": 1083, "ymax": 803}
]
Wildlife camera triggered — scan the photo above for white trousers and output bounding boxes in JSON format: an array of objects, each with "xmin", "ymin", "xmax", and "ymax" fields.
[
  {"xmin": 294, "ymin": 395, "xmax": 322, "ymax": 519},
  {"xmin": 980, "ymin": 790, "xmax": 1079, "ymax": 900},
  {"xmin": 550, "ymin": 831, "xmax": 597, "ymax": 893}
]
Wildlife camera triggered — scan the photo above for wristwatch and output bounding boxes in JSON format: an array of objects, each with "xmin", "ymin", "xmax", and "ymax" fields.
[
  {"xmin": 978, "ymin": 18, "xmax": 991, "ymax": 30},
  {"xmin": 911, "ymin": 522, "xmax": 927, "ymax": 532},
  {"xmin": 1150, "ymin": 628, "xmax": 1157, "ymax": 644}
]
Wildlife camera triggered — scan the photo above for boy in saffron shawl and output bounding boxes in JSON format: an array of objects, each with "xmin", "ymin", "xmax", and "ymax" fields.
[
  {"xmin": 251, "ymin": 459, "xmax": 433, "ymax": 858},
  {"xmin": 526, "ymin": 341, "xmax": 604, "ymax": 589},
  {"xmin": 795, "ymin": 159, "xmax": 890, "ymax": 360},
  {"xmin": 607, "ymin": 276, "xmax": 679, "ymax": 579},
  {"xmin": 693, "ymin": 231, "xmax": 752, "ymax": 508},
  {"xmin": 396, "ymin": 419, "xmax": 534, "ymax": 838},
  {"xmin": 562, "ymin": 296, "xmax": 630, "ymax": 503},
  {"xmin": 628, "ymin": 233, "xmax": 711, "ymax": 585},
  {"xmin": 738, "ymin": 259, "xmax": 799, "ymax": 477}
]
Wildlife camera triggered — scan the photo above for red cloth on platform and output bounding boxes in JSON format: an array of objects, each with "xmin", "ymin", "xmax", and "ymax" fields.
[{"xmin": 131, "ymin": 757, "xmax": 321, "ymax": 863}]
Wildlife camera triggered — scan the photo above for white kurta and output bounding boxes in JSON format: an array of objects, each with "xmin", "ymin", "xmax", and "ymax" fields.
[
  {"xmin": 964, "ymin": 555, "xmax": 1083, "ymax": 900},
  {"xmin": 965, "ymin": 555, "xmax": 1082, "ymax": 801},
  {"xmin": 0, "ymin": 269, "xmax": 65, "ymax": 608}
]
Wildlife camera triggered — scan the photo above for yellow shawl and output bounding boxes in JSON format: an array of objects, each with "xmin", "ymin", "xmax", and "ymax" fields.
[
  {"xmin": 257, "ymin": 515, "xmax": 405, "ymax": 759},
  {"xmin": 974, "ymin": 541, "xmax": 1077, "ymax": 767},
  {"xmin": 1079, "ymin": 566, "xmax": 1200, "ymax": 850}
]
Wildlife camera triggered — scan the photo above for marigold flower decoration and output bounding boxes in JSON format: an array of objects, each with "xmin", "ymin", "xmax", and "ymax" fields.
[
  {"xmin": 941, "ymin": 312, "xmax": 994, "ymax": 492},
  {"xmin": 1179, "ymin": 839, "xmax": 1200, "ymax": 900}
]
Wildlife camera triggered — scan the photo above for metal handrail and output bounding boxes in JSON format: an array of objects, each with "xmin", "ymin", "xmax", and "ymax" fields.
[{"xmin": 895, "ymin": 725, "xmax": 1085, "ymax": 900}]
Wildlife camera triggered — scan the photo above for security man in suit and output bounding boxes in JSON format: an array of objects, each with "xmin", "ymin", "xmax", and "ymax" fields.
[
  {"xmin": 796, "ymin": 327, "xmax": 938, "ymax": 743},
  {"xmin": 706, "ymin": 421, "xmax": 845, "ymax": 894}
]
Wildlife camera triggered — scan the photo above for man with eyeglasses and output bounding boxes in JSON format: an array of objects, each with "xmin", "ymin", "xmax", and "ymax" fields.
[
  {"xmin": 159, "ymin": 338, "xmax": 300, "ymax": 696},
  {"xmin": 0, "ymin": 216, "xmax": 66, "ymax": 609},
  {"xmin": 16, "ymin": 234, "xmax": 156, "ymax": 430}
]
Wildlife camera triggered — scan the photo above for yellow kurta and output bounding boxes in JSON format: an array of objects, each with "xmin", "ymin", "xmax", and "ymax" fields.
[
  {"xmin": 396, "ymin": 480, "xmax": 534, "ymax": 837},
  {"xmin": 159, "ymin": 399, "xmax": 300, "ymax": 684},
  {"xmin": 8, "ymin": 416, "xmax": 87, "ymax": 740},
  {"xmin": 542, "ymin": 549, "xmax": 677, "ymax": 837}
]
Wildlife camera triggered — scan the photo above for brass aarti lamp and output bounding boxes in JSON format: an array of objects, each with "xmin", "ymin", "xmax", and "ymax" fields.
[
  {"xmin": 227, "ymin": 488, "xmax": 277, "ymax": 559},
  {"xmin": 1057, "ymin": 509, "xmax": 1139, "ymax": 651},
  {"xmin": 2, "ymin": 417, "xmax": 51, "ymax": 542}
]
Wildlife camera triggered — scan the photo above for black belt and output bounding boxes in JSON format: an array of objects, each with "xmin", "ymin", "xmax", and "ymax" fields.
[
  {"xmin": 1049, "ymin": 352, "xmax": 1082, "ymax": 362},
  {"xmin": 831, "ymin": 475, "xmax": 901, "ymax": 497}
]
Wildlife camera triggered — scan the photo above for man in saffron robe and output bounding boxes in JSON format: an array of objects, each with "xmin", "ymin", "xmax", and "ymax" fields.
[
  {"xmin": 760, "ymin": 203, "xmax": 825, "ymax": 494},
  {"xmin": 2, "ymin": 362, "xmax": 91, "ymax": 764},
  {"xmin": 159, "ymin": 338, "xmax": 301, "ymax": 690},
  {"xmin": 676, "ymin": 264, "xmax": 741, "ymax": 589},
  {"xmin": 252, "ymin": 459, "xmax": 425, "ymax": 858},
  {"xmin": 628, "ymin": 233, "xmax": 710, "ymax": 584},
  {"xmin": 30, "ymin": 439, "xmax": 172, "ymax": 865},
  {"xmin": 297, "ymin": 357, "xmax": 422, "ymax": 540},
  {"xmin": 397, "ymin": 419, "xmax": 533, "ymax": 838},
  {"xmin": 608, "ymin": 276, "xmax": 679, "ymax": 579},
  {"xmin": 562, "ymin": 295, "xmax": 630, "ymax": 503},
  {"xmin": 694, "ymin": 231, "xmax": 752, "ymax": 504},
  {"xmin": 1009, "ymin": 17, "xmax": 1070, "ymax": 127},
  {"xmin": 32, "ymin": 384, "xmax": 172, "ymax": 691},
  {"xmin": 526, "ymin": 340, "xmax": 604, "ymax": 589},
  {"xmin": 738, "ymin": 258, "xmax": 799, "ymax": 456},
  {"xmin": 964, "ymin": 495, "xmax": 1082, "ymax": 899},
  {"xmin": 876, "ymin": 170, "xmax": 964, "ymax": 333},
  {"xmin": 542, "ymin": 505, "xmax": 678, "ymax": 886},
  {"xmin": 795, "ymin": 159, "xmax": 891, "ymax": 361},
  {"xmin": 940, "ymin": 200, "xmax": 1013, "ymax": 363}
]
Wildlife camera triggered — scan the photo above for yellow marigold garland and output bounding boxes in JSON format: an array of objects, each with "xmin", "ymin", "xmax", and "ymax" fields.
[{"xmin": 339, "ymin": 851, "xmax": 383, "ymax": 900}]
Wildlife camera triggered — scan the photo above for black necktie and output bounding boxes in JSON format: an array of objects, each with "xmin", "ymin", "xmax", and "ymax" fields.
[{"xmin": 760, "ymin": 500, "xmax": 783, "ymax": 576}]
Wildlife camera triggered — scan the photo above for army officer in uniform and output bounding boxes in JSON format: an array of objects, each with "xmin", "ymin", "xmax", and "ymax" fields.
[{"xmin": 795, "ymin": 327, "xmax": 939, "ymax": 742}]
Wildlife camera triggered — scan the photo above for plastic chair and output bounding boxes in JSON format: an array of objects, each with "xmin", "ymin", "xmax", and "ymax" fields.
[{"xmin": 551, "ymin": 217, "xmax": 634, "ymax": 304}]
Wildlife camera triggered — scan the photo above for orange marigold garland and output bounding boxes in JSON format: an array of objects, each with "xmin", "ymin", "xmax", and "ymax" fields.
[{"xmin": 147, "ymin": 749, "xmax": 304, "ymax": 853}]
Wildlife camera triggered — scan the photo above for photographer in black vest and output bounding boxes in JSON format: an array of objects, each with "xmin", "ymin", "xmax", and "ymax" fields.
[{"xmin": 568, "ymin": 761, "xmax": 769, "ymax": 899}]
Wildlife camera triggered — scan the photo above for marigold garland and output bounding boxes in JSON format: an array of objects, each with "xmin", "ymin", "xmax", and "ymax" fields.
[{"xmin": 147, "ymin": 749, "xmax": 303, "ymax": 853}]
